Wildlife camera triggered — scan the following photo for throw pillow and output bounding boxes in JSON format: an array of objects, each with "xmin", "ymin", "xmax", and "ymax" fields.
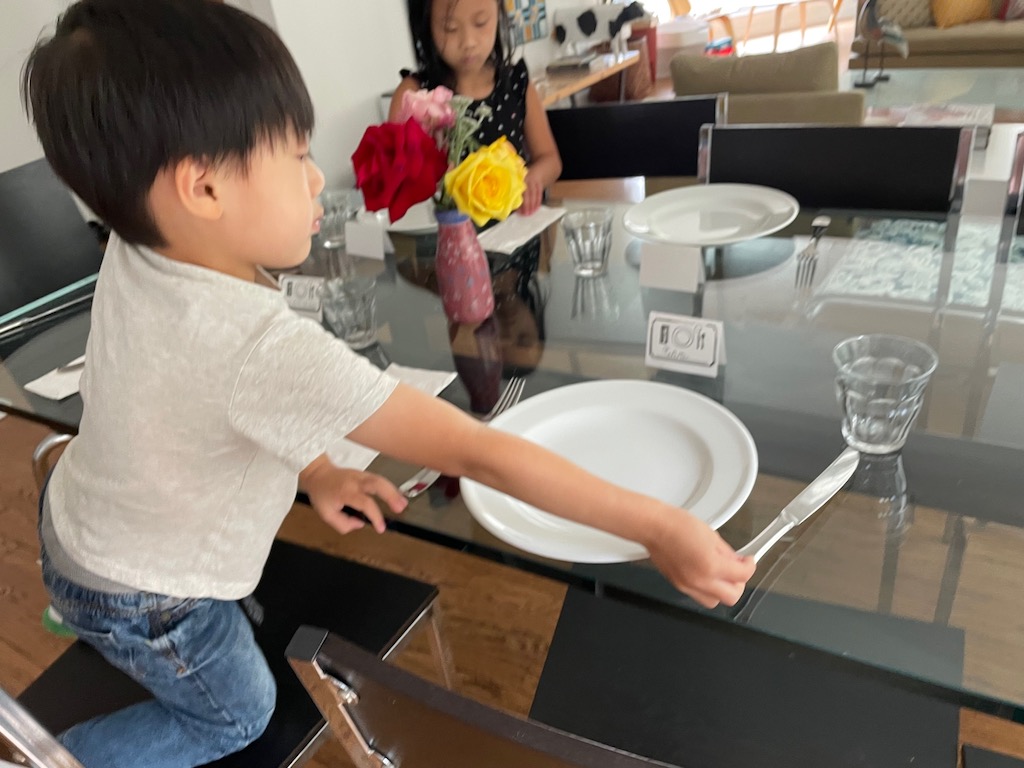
[
  {"xmin": 878, "ymin": 0, "xmax": 933, "ymax": 28},
  {"xmin": 931, "ymin": 0, "xmax": 992, "ymax": 27},
  {"xmin": 1001, "ymin": 0, "xmax": 1024, "ymax": 19}
]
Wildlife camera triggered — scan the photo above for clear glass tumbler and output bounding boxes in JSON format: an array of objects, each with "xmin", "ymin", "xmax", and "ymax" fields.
[
  {"xmin": 562, "ymin": 208, "xmax": 613, "ymax": 277},
  {"xmin": 833, "ymin": 334, "xmax": 938, "ymax": 454},
  {"xmin": 323, "ymin": 276, "xmax": 377, "ymax": 349}
]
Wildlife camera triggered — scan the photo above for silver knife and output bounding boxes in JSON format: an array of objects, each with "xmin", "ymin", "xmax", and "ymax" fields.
[
  {"xmin": 737, "ymin": 448, "xmax": 860, "ymax": 563},
  {"xmin": 399, "ymin": 467, "xmax": 442, "ymax": 499}
]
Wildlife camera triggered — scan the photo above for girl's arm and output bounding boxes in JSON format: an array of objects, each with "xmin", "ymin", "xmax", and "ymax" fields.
[
  {"xmin": 346, "ymin": 383, "xmax": 754, "ymax": 607},
  {"xmin": 388, "ymin": 76, "xmax": 422, "ymax": 122},
  {"xmin": 521, "ymin": 81, "xmax": 562, "ymax": 215}
]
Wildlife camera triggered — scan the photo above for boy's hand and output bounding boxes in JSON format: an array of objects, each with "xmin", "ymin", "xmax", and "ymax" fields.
[
  {"xmin": 643, "ymin": 510, "xmax": 756, "ymax": 609},
  {"xmin": 300, "ymin": 457, "xmax": 407, "ymax": 535}
]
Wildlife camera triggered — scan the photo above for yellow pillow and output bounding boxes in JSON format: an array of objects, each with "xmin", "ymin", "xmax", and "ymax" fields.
[{"xmin": 931, "ymin": 0, "xmax": 992, "ymax": 27}]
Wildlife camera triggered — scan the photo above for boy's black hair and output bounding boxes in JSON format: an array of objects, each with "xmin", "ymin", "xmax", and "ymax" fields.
[
  {"xmin": 21, "ymin": 0, "xmax": 314, "ymax": 247},
  {"xmin": 405, "ymin": 0, "xmax": 515, "ymax": 92}
]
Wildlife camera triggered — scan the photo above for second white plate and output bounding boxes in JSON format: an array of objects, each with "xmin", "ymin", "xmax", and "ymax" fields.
[
  {"xmin": 460, "ymin": 379, "xmax": 758, "ymax": 563},
  {"xmin": 623, "ymin": 183, "xmax": 799, "ymax": 247}
]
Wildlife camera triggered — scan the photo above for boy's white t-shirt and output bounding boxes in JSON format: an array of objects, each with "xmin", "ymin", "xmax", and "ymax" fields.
[{"xmin": 46, "ymin": 234, "xmax": 398, "ymax": 599}]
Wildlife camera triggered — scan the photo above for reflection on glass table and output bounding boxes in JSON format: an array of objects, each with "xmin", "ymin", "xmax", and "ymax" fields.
[{"xmin": 5, "ymin": 199, "xmax": 1024, "ymax": 725}]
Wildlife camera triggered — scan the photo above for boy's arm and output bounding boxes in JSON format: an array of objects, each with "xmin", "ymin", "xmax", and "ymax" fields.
[{"xmin": 346, "ymin": 383, "xmax": 754, "ymax": 607}]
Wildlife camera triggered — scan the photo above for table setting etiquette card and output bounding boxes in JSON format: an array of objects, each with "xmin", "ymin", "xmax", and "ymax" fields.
[{"xmin": 645, "ymin": 312, "xmax": 724, "ymax": 378}]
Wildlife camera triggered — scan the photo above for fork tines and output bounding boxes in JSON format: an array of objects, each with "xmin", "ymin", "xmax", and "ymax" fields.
[
  {"xmin": 794, "ymin": 246, "xmax": 818, "ymax": 289},
  {"xmin": 485, "ymin": 376, "xmax": 525, "ymax": 422}
]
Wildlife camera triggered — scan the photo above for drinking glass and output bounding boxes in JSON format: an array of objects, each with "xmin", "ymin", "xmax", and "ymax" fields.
[
  {"xmin": 319, "ymin": 189, "xmax": 362, "ymax": 250},
  {"xmin": 562, "ymin": 208, "xmax": 613, "ymax": 277},
  {"xmin": 323, "ymin": 276, "xmax": 377, "ymax": 349},
  {"xmin": 833, "ymin": 334, "xmax": 938, "ymax": 454}
]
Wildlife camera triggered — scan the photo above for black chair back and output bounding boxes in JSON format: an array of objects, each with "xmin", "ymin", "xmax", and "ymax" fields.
[
  {"xmin": 287, "ymin": 626, "xmax": 678, "ymax": 768},
  {"xmin": 0, "ymin": 159, "xmax": 102, "ymax": 322},
  {"xmin": 548, "ymin": 95, "xmax": 724, "ymax": 181},
  {"xmin": 698, "ymin": 124, "xmax": 972, "ymax": 219},
  {"xmin": 529, "ymin": 588, "xmax": 961, "ymax": 768}
]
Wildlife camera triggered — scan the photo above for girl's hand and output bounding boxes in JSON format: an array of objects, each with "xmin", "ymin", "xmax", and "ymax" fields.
[
  {"xmin": 643, "ymin": 509, "xmax": 755, "ymax": 608},
  {"xmin": 520, "ymin": 170, "xmax": 545, "ymax": 216},
  {"xmin": 300, "ymin": 459, "xmax": 407, "ymax": 535}
]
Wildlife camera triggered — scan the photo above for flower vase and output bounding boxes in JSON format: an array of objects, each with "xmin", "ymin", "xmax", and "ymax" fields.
[{"xmin": 434, "ymin": 209, "xmax": 494, "ymax": 324}]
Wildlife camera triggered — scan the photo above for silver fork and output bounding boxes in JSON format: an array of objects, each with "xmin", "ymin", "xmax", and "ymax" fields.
[
  {"xmin": 398, "ymin": 376, "xmax": 526, "ymax": 499},
  {"xmin": 795, "ymin": 215, "xmax": 831, "ymax": 290}
]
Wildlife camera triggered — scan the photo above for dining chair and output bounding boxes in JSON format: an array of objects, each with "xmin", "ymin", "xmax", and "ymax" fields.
[
  {"xmin": 996, "ymin": 131, "xmax": 1024, "ymax": 265},
  {"xmin": 528, "ymin": 586, "xmax": 961, "ymax": 768},
  {"xmin": 0, "ymin": 158, "xmax": 101, "ymax": 324},
  {"xmin": 0, "ymin": 158, "xmax": 104, "ymax": 502},
  {"xmin": 547, "ymin": 95, "xmax": 724, "ymax": 189},
  {"xmin": 697, "ymin": 123, "xmax": 973, "ymax": 253},
  {"xmin": 17, "ymin": 539, "xmax": 451, "ymax": 768},
  {"xmin": 286, "ymin": 625, "xmax": 679, "ymax": 768}
]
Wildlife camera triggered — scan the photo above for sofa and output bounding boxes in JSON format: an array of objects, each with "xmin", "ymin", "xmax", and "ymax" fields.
[
  {"xmin": 671, "ymin": 41, "xmax": 866, "ymax": 125},
  {"xmin": 850, "ymin": 0, "xmax": 1024, "ymax": 68}
]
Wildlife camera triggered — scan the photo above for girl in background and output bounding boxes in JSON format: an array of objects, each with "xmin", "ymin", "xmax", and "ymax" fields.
[{"xmin": 390, "ymin": 0, "xmax": 561, "ymax": 216}]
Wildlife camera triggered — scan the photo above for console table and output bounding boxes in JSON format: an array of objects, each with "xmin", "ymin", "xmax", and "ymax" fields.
[{"xmin": 535, "ymin": 51, "xmax": 639, "ymax": 107}]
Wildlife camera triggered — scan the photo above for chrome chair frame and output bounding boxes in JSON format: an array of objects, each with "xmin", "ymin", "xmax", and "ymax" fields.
[
  {"xmin": 287, "ymin": 626, "xmax": 677, "ymax": 768},
  {"xmin": 996, "ymin": 131, "xmax": 1024, "ymax": 266},
  {"xmin": 697, "ymin": 123, "xmax": 973, "ymax": 254},
  {"xmin": 0, "ymin": 687, "xmax": 84, "ymax": 768}
]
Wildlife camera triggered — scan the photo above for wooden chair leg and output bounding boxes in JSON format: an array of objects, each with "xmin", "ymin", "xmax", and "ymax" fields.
[
  {"xmin": 773, "ymin": 4, "xmax": 785, "ymax": 52},
  {"xmin": 799, "ymin": 2, "xmax": 807, "ymax": 44},
  {"xmin": 829, "ymin": 0, "xmax": 844, "ymax": 32}
]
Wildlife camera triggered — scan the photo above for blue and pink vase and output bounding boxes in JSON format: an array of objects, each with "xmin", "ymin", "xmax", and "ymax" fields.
[{"xmin": 434, "ymin": 209, "xmax": 495, "ymax": 324}]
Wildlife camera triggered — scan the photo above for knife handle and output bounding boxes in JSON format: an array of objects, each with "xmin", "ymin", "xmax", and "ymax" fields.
[{"xmin": 736, "ymin": 516, "xmax": 794, "ymax": 563}]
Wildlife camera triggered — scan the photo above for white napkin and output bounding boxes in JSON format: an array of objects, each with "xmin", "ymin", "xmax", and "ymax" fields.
[
  {"xmin": 326, "ymin": 363, "xmax": 457, "ymax": 470},
  {"xmin": 477, "ymin": 206, "xmax": 566, "ymax": 254},
  {"xmin": 24, "ymin": 355, "xmax": 86, "ymax": 400}
]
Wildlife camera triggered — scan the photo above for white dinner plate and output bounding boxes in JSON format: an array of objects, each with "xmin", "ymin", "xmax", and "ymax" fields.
[
  {"xmin": 459, "ymin": 379, "xmax": 758, "ymax": 563},
  {"xmin": 623, "ymin": 183, "xmax": 800, "ymax": 247},
  {"xmin": 357, "ymin": 200, "xmax": 437, "ymax": 235}
]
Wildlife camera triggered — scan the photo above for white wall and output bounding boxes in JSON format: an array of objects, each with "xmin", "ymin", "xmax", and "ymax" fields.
[
  {"xmin": 1, "ymin": 1, "xmax": 72, "ymax": 173},
  {"xmin": 260, "ymin": 0, "xmax": 415, "ymax": 189}
]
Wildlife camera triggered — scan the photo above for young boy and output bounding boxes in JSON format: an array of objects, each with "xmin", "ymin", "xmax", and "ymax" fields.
[{"xmin": 23, "ymin": 1, "xmax": 754, "ymax": 766}]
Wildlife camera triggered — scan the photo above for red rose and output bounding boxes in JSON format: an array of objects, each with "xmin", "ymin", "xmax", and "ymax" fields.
[{"xmin": 351, "ymin": 119, "xmax": 447, "ymax": 223}]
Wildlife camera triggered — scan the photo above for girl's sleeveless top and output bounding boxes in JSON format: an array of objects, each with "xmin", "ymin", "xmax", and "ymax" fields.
[{"xmin": 400, "ymin": 59, "xmax": 530, "ymax": 162}]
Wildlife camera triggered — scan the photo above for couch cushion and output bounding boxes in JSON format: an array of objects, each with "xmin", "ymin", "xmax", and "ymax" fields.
[
  {"xmin": 931, "ymin": 0, "xmax": 993, "ymax": 28},
  {"xmin": 671, "ymin": 41, "xmax": 838, "ymax": 96},
  {"xmin": 879, "ymin": 0, "xmax": 933, "ymax": 28},
  {"xmin": 901, "ymin": 18, "xmax": 1024, "ymax": 52}
]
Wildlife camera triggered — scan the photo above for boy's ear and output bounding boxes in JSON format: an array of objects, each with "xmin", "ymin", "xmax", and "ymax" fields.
[{"xmin": 172, "ymin": 157, "xmax": 224, "ymax": 221}]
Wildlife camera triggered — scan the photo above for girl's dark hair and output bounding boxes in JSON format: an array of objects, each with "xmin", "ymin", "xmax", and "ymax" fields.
[
  {"xmin": 406, "ymin": 0, "xmax": 516, "ymax": 91},
  {"xmin": 21, "ymin": 0, "xmax": 314, "ymax": 247}
]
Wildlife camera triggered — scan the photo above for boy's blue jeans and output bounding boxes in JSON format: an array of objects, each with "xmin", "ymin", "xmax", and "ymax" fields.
[{"xmin": 39, "ymin": 530, "xmax": 276, "ymax": 768}]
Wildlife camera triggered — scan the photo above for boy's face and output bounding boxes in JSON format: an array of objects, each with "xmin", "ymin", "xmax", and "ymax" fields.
[
  {"xmin": 219, "ymin": 132, "xmax": 325, "ymax": 272},
  {"xmin": 432, "ymin": 0, "xmax": 499, "ymax": 79}
]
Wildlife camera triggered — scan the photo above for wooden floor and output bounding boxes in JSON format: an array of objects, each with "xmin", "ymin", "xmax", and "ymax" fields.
[{"xmin": 0, "ymin": 414, "xmax": 567, "ymax": 767}]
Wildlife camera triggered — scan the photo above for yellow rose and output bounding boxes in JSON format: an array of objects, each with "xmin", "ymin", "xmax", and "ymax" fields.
[{"xmin": 444, "ymin": 137, "xmax": 527, "ymax": 227}]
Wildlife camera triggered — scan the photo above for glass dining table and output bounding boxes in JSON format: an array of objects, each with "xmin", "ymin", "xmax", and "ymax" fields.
[{"xmin": 4, "ymin": 196, "xmax": 1024, "ymax": 732}]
